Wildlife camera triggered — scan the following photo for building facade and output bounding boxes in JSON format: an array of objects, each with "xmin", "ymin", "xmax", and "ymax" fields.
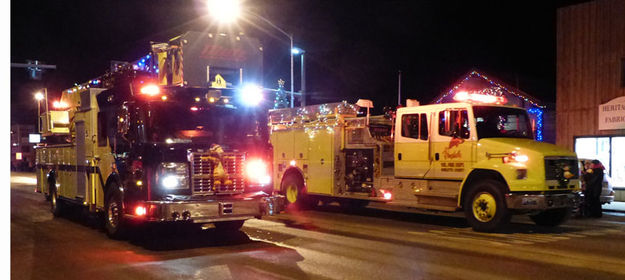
[{"xmin": 556, "ymin": 0, "xmax": 625, "ymax": 197}]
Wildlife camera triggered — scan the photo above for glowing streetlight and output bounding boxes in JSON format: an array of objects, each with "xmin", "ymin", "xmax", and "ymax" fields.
[
  {"xmin": 291, "ymin": 47, "xmax": 306, "ymax": 106},
  {"xmin": 34, "ymin": 89, "xmax": 49, "ymax": 132},
  {"xmin": 206, "ymin": 0, "xmax": 241, "ymax": 23},
  {"xmin": 207, "ymin": 0, "xmax": 295, "ymax": 107}
]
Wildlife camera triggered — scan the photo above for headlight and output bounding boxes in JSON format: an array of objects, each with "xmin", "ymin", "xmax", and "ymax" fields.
[
  {"xmin": 159, "ymin": 162, "xmax": 189, "ymax": 190},
  {"xmin": 246, "ymin": 158, "xmax": 271, "ymax": 186}
]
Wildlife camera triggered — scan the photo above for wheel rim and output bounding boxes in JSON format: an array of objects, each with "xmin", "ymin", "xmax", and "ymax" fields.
[
  {"xmin": 472, "ymin": 192, "xmax": 497, "ymax": 222},
  {"xmin": 286, "ymin": 184, "xmax": 298, "ymax": 203},
  {"xmin": 107, "ymin": 201, "xmax": 120, "ymax": 228}
]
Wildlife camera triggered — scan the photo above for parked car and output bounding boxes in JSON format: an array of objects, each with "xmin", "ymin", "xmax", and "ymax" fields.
[{"xmin": 579, "ymin": 159, "xmax": 615, "ymax": 204}]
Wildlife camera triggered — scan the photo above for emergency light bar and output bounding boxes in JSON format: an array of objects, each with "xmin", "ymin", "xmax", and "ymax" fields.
[{"xmin": 453, "ymin": 91, "xmax": 506, "ymax": 104}]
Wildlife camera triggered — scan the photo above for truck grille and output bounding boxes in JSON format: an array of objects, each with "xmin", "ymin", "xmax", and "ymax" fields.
[
  {"xmin": 545, "ymin": 157, "xmax": 579, "ymax": 181},
  {"xmin": 190, "ymin": 151, "xmax": 246, "ymax": 195}
]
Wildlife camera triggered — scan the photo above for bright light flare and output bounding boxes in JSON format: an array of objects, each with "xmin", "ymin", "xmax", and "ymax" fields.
[
  {"xmin": 140, "ymin": 84, "xmax": 160, "ymax": 96},
  {"xmin": 453, "ymin": 91, "xmax": 506, "ymax": 104},
  {"xmin": 207, "ymin": 0, "xmax": 241, "ymax": 23},
  {"xmin": 240, "ymin": 84, "xmax": 263, "ymax": 106},
  {"xmin": 246, "ymin": 158, "xmax": 271, "ymax": 185},
  {"xmin": 134, "ymin": 206, "xmax": 147, "ymax": 216},
  {"xmin": 290, "ymin": 160, "xmax": 296, "ymax": 166},
  {"xmin": 162, "ymin": 175, "xmax": 180, "ymax": 189},
  {"xmin": 34, "ymin": 92, "xmax": 44, "ymax": 101},
  {"xmin": 380, "ymin": 189, "xmax": 393, "ymax": 200},
  {"xmin": 52, "ymin": 100, "xmax": 68, "ymax": 109}
]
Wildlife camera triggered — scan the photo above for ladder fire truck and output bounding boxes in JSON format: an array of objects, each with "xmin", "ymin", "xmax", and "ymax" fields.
[
  {"xmin": 269, "ymin": 100, "xmax": 580, "ymax": 232},
  {"xmin": 35, "ymin": 31, "xmax": 282, "ymax": 238}
]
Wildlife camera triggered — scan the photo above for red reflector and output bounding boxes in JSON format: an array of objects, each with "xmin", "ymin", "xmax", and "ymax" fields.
[{"xmin": 135, "ymin": 206, "xmax": 147, "ymax": 216}]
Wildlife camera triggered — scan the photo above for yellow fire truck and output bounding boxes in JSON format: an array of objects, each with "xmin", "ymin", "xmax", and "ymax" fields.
[
  {"xmin": 35, "ymin": 32, "xmax": 282, "ymax": 239},
  {"xmin": 269, "ymin": 100, "xmax": 580, "ymax": 232}
]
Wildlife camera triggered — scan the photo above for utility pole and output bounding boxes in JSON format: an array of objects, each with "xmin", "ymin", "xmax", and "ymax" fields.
[{"xmin": 397, "ymin": 70, "xmax": 402, "ymax": 106}]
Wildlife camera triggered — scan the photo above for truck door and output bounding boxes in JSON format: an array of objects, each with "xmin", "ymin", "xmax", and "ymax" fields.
[
  {"xmin": 75, "ymin": 120, "xmax": 87, "ymax": 198},
  {"xmin": 429, "ymin": 108, "xmax": 474, "ymax": 180},
  {"xmin": 395, "ymin": 112, "xmax": 431, "ymax": 178}
]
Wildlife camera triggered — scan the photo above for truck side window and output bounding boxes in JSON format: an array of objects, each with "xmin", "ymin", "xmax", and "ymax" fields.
[
  {"xmin": 401, "ymin": 114, "xmax": 420, "ymax": 139},
  {"xmin": 419, "ymin": 113, "xmax": 428, "ymax": 140},
  {"xmin": 439, "ymin": 110, "xmax": 469, "ymax": 139}
]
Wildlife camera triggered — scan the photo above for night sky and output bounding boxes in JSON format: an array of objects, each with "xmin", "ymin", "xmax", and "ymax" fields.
[{"xmin": 11, "ymin": 0, "xmax": 581, "ymax": 124}]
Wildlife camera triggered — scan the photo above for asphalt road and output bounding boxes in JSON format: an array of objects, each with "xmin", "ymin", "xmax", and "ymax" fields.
[{"xmin": 11, "ymin": 172, "xmax": 625, "ymax": 280}]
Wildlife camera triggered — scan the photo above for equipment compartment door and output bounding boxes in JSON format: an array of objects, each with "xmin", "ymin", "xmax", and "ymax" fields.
[
  {"xmin": 75, "ymin": 121, "xmax": 87, "ymax": 198},
  {"xmin": 307, "ymin": 128, "xmax": 334, "ymax": 195}
]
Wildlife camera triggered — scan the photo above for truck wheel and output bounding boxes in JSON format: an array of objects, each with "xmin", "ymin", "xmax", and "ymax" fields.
[
  {"xmin": 214, "ymin": 220, "xmax": 245, "ymax": 231},
  {"xmin": 282, "ymin": 174, "xmax": 310, "ymax": 210},
  {"xmin": 530, "ymin": 208, "xmax": 572, "ymax": 227},
  {"xmin": 464, "ymin": 180, "xmax": 510, "ymax": 232},
  {"xmin": 50, "ymin": 185, "xmax": 64, "ymax": 217},
  {"xmin": 104, "ymin": 189, "xmax": 127, "ymax": 239}
]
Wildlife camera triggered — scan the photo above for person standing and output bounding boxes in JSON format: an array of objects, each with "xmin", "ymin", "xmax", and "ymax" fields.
[{"xmin": 583, "ymin": 159, "xmax": 605, "ymax": 218}]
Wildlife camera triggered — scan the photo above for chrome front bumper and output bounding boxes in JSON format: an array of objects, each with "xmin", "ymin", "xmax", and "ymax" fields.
[
  {"xmin": 505, "ymin": 193, "xmax": 578, "ymax": 210},
  {"xmin": 126, "ymin": 194, "xmax": 285, "ymax": 223}
]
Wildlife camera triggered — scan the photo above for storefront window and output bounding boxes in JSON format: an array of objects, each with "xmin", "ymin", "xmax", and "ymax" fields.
[
  {"xmin": 575, "ymin": 136, "xmax": 625, "ymax": 189},
  {"xmin": 611, "ymin": 137, "xmax": 625, "ymax": 188}
]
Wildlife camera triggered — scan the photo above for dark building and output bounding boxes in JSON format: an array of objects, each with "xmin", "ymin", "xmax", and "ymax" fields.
[{"xmin": 556, "ymin": 0, "xmax": 625, "ymax": 197}]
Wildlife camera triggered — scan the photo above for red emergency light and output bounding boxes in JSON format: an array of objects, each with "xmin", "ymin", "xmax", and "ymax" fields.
[
  {"xmin": 453, "ymin": 91, "xmax": 506, "ymax": 104},
  {"xmin": 139, "ymin": 84, "xmax": 160, "ymax": 96}
]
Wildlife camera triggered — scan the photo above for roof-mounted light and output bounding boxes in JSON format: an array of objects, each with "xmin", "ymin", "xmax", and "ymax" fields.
[
  {"xmin": 140, "ymin": 84, "xmax": 160, "ymax": 96},
  {"xmin": 453, "ymin": 91, "xmax": 506, "ymax": 104}
]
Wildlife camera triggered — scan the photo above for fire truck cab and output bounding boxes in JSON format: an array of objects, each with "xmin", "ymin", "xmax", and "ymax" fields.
[{"xmin": 269, "ymin": 101, "xmax": 579, "ymax": 232}]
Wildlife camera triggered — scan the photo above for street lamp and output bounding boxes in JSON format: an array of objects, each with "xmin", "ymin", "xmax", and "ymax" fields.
[
  {"xmin": 34, "ymin": 89, "xmax": 48, "ymax": 132},
  {"xmin": 291, "ymin": 47, "xmax": 305, "ymax": 106},
  {"xmin": 207, "ymin": 0, "xmax": 296, "ymax": 107}
]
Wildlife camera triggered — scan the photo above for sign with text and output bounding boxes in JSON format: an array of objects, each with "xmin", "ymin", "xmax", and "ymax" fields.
[{"xmin": 599, "ymin": 96, "xmax": 625, "ymax": 130}]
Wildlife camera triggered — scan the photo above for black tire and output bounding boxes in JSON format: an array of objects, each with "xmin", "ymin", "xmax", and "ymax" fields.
[
  {"xmin": 530, "ymin": 208, "xmax": 572, "ymax": 227},
  {"xmin": 214, "ymin": 220, "xmax": 245, "ymax": 231},
  {"xmin": 104, "ymin": 188, "xmax": 127, "ymax": 239},
  {"xmin": 50, "ymin": 184, "xmax": 64, "ymax": 217},
  {"xmin": 281, "ymin": 174, "xmax": 312, "ymax": 210},
  {"xmin": 463, "ymin": 179, "xmax": 510, "ymax": 232}
]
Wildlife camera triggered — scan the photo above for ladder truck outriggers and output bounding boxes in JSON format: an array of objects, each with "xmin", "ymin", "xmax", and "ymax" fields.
[
  {"xmin": 35, "ymin": 31, "xmax": 282, "ymax": 239},
  {"xmin": 269, "ymin": 100, "xmax": 580, "ymax": 232}
]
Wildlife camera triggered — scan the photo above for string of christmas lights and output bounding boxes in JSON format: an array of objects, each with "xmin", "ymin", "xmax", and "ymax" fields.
[{"xmin": 435, "ymin": 70, "xmax": 545, "ymax": 108}]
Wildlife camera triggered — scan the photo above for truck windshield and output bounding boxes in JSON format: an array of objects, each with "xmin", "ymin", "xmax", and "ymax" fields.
[
  {"xmin": 472, "ymin": 106, "xmax": 534, "ymax": 140},
  {"xmin": 144, "ymin": 102, "xmax": 263, "ymax": 148}
]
